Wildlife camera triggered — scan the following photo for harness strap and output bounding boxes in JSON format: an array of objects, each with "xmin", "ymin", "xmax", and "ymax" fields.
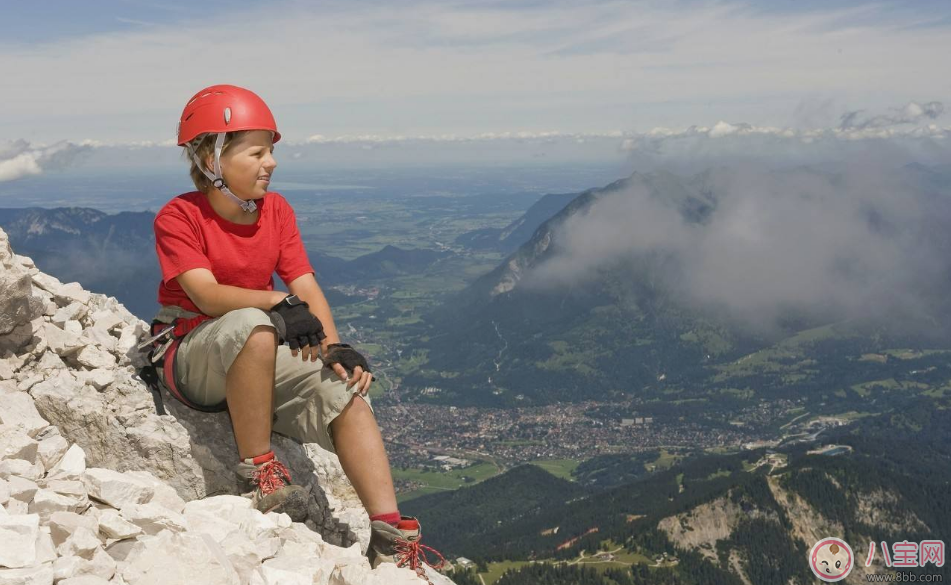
[{"xmin": 146, "ymin": 315, "xmax": 227, "ymax": 414}]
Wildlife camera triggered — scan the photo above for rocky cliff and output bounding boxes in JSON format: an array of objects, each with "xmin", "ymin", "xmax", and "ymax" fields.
[{"xmin": 0, "ymin": 227, "xmax": 451, "ymax": 585}]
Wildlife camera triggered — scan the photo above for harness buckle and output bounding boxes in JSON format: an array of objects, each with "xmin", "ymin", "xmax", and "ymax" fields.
[
  {"xmin": 151, "ymin": 337, "xmax": 176, "ymax": 363},
  {"xmin": 137, "ymin": 325, "xmax": 175, "ymax": 351}
]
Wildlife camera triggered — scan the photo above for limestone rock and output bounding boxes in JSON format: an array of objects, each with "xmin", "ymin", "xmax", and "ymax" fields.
[
  {"xmin": 43, "ymin": 478, "xmax": 86, "ymax": 500},
  {"xmin": 51, "ymin": 548, "xmax": 115, "ymax": 583},
  {"xmin": 118, "ymin": 502, "xmax": 187, "ymax": 536},
  {"xmin": 0, "ymin": 427, "xmax": 39, "ymax": 463},
  {"xmin": 82, "ymin": 469, "xmax": 152, "ymax": 509},
  {"xmin": 120, "ymin": 531, "xmax": 239, "ymax": 585},
  {"xmin": 0, "ymin": 394, "xmax": 49, "ymax": 438},
  {"xmin": 78, "ymin": 329, "xmax": 116, "ymax": 356},
  {"xmin": 33, "ymin": 352, "xmax": 65, "ymax": 373},
  {"xmin": 76, "ymin": 369, "xmax": 115, "ymax": 392},
  {"xmin": 87, "ymin": 311, "xmax": 122, "ymax": 333},
  {"xmin": 71, "ymin": 347, "xmax": 116, "ymax": 371},
  {"xmin": 55, "ymin": 527, "xmax": 102, "ymax": 560},
  {"xmin": 59, "ymin": 576, "xmax": 111, "ymax": 585},
  {"xmin": 29, "ymin": 489, "xmax": 87, "ymax": 524},
  {"xmin": 5, "ymin": 476, "xmax": 37, "ymax": 503},
  {"xmin": 34, "ymin": 528, "xmax": 57, "ymax": 565},
  {"xmin": 4, "ymin": 498, "xmax": 29, "ymax": 515},
  {"xmin": 330, "ymin": 564, "xmax": 373, "ymax": 585},
  {"xmin": 0, "ymin": 565, "xmax": 55, "ymax": 585},
  {"xmin": 40, "ymin": 323, "xmax": 84, "ymax": 358},
  {"xmin": 0, "ymin": 230, "xmax": 455, "ymax": 585},
  {"xmin": 52, "ymin": 282, "xmax": 91, "ymax": 307},
  {"xmin": 252, "ymin": 558, "xmax": 336, "ymax": 585},
  {"xmin": 47, "ymin": 444, "xmax": 86, "ymax": 479},
  {"xmin": 0, "ymin": 459, "xmax": 42, "ymax": 481},
  {"xmin": 0, "ymin": 230, "xmax": 42, "ymax": 338},
  {"xmin": 0, "ymin": 514, "xmax": 40, "ymax": 569},
  {"xmin": 35, "ymin": 434, "xmax": 69, "ymax": 472},
  {"xmin": 124, "ymin": 470, "xmax": 185, "ymax": 514},
  {"xmin": 95, "ymin": 509, "xmax": 140, "ymax": 540},
  {"xmin": 377, "ymin": 564, "xmax": 435, "ymax": 585},
  {"xmin": 51, "ymin": 304, "xmax": 88, "ymax": 329},
  {"xmin": 48, "ymin": 512, "xmax": 100, "ymax": 547}
]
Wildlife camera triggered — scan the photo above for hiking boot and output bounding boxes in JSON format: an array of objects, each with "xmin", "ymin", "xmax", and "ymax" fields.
[
  {"xmin": 367, "ymin": 516, "xmax": 446, "ymax": 581},
  {"xmin": 235, "ymin": 451, "xmax": 309, "ymax": 522}
]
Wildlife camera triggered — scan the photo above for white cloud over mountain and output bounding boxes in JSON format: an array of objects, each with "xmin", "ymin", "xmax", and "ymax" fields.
[
  {"xmin": 0, "ymin": 140, "xmax": 92, "ymax": 183},
  {"xmin": 524, "ymin": 150, "xmax": 951, "ymax": 335}
]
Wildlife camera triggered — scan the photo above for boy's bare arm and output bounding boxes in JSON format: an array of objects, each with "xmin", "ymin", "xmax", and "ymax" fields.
[{"xmin": 176, "ymin": 268, "xmax": 286, "ymax": 317}]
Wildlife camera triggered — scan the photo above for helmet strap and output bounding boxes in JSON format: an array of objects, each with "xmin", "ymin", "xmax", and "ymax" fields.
[{"xmin": 188, "ymin": 133, "xmax": 257, "ymax": 214}]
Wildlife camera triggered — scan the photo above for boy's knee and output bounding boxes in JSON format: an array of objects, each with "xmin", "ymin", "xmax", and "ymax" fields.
[{"xmin": 221, "ymin": 308, "xmax": 277, "ymax": 349}]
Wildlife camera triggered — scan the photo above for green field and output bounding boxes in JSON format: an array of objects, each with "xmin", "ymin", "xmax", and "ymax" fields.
[
  {"xmin": 480, "ymin": 560, "xmax": 533, "ymax": 584},
  {"xmin": 394, "ymin": 462, "xmax": 501, "ymax": 503},
  {"xmin": 646, "ymin": 448, "xmax": 682, "ymax": 471},
  {"xmin": 478, "ymin": 541, "xmax": 656, "ymax": 584},
  {"xmin": 531, "ymin": 459, "xmax": 581, "ymax": 481}
]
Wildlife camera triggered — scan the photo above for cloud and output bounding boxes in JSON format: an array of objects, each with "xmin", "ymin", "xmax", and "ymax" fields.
[
  {"xmin": 0, "ymin": 140, "xmax": 92, "ymax": 182},
  {"xmin": 839, "ymin": 101, "xmax": 944, "ymax": 130},
  {"xmin": 296, "ymin": 102, "xmax": 947, "ymax": 150},
  {"xmin": 520, "ymin": 114, "xmax": 951, "ymax": 335},
  {"xmin": 3, "ymin": 1, "xmax": 951, "ymax": 143},
  {"xmin": 304, "ymin": 130, "xmax": 623, "ymax": 145},
  {"xmin": 611, "ymin": 102, "xmax": 951, "ymax": 175}
]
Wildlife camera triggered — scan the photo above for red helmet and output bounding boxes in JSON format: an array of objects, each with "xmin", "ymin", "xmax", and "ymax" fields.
[{"xmin": 177, "ymin": 84, "xmax": 281, "ymax": 145}]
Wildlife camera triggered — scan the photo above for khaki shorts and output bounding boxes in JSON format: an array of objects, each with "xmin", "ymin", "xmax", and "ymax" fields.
[{"xmin": 153, "ymin": 305, "xmax": 372, "ymax": 453}]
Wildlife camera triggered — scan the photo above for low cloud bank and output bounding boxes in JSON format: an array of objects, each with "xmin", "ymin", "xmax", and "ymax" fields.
[
  {"xmin": 523, "ymin": 103, "xmax": 951, "ymax": 335},
  {"xmin": 0, "ymin": 139, "xmax": 92, "ymax": 182}
]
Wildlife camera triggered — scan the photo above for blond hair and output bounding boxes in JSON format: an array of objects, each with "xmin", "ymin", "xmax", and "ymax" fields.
[{"xmin": 182, "ymin": 131, "xmax": 250, "ymax": 193}]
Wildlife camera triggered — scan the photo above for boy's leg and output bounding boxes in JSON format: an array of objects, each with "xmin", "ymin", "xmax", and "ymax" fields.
[
  {"xmin": 174, "ymin": 308, "xmax": 308, "ymax": 519},
  {"xmin": 257, "ymin": 344, "xmax": 446, "ymax": 570},
  {"xmin": 329, "ymin": 395, "xmax": 399, "ymax": 517},
  {"xmin": 225, "ymin": 324, "xmax": 277, "ymax": 459},
  {"xmin": 271, "ymin": 348, "xmax": 398, "ymax": 515}
]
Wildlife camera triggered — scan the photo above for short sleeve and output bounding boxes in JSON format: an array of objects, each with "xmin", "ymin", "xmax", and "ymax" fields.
[
  {"xmin": 154, "ymin": 207, "xmax": 213, "ymax": 285},
  {"xmin": 274, "ymin": 197, "xmax": 315, "ymax": 285}
]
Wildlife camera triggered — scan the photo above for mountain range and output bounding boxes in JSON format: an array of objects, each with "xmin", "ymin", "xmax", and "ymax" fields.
[
  {"xmin": 407, "ymin": 396, "xmax": 951, "ymax": 583},
  {"xmin": 0, "ymin": 208, "xmax": 454, "ymax": 321},
  {"xmin": 404, "ymin": 165, "xmax": 951, "ymax": 409}
]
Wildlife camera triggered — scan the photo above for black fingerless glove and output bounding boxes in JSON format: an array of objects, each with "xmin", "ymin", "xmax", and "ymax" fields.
[
  {"xmin": 322, "ymin": 343, "xmax": 374, "ymax": 380},
  {"xmin": 268, "ymin": 295, "xmax": 326, "ymax": 351}
]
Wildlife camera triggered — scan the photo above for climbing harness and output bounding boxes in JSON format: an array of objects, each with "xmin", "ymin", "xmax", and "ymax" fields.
[{"xmin": 136, "ymin": 314, "xmax": 226, "ymax": 413}]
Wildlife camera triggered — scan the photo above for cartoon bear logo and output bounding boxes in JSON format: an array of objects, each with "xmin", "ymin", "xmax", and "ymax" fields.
[{"xmin": 810, "ymin": 537, "xmax": 854, "ymax": 582}]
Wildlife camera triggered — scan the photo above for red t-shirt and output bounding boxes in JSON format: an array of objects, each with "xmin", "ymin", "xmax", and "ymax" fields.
[{"xmin": 154, "ymin": 191, "xmax": 314, "ymax": 314}]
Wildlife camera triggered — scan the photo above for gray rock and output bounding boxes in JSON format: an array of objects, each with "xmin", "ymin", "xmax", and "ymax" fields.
[
  {"xmin": 0, "ymin": 231, "xmax": 42, "ymax": 338},
  {"xmin": 0, "ymin": 229, "xmax": 455, "ymax": 584}
]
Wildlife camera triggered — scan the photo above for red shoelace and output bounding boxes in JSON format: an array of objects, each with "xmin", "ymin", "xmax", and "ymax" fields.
[
  {"xmin": 395, "ymin": 536, "xmax": 447, "ymax": 583},
  {"xmin": 252, "ymin": 459, "xmax": 293, "ymax": 496}
]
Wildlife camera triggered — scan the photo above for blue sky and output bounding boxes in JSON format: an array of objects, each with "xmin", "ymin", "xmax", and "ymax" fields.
[
  {"xmin": 0, "ymin": 0, "xmax": 234, "ymax": 44},
  {"xmin": 1, "ymin": 0, "xmax": 950, "ymax": 160}
]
